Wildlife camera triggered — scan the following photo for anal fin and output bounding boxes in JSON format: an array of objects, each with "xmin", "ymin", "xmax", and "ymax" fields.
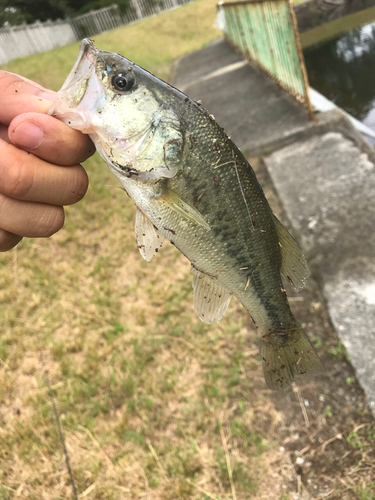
[
  {"xmin": 135, "ymin": 208, "xmax": 164, "ymax": 262},
  {"xmin": 192, "ymin": 268, "xmax": 231, "ymax": 324},
  {"xmin": 273, "ymin": 215, "xmax": 309, "ymax": 291}
]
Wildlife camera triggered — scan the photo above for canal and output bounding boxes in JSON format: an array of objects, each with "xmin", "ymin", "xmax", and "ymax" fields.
[{"xmin": 301, "ymin": 6, "xmax": 375, "ymax": 131}]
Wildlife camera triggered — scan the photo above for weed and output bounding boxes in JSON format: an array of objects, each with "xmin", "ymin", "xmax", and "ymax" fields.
[
  {"xmin": 230, "ymin": 420, "xmax": 267, "ymax": 454},
  {"xmin": 349, "ymin": 482, "xmax": 375, "ymax": 500},
  {"xmin": 328, "ymin": 340, "xmax": 348, "ymax": 361},
  {"xmin": 347, "ymin": 431, "xmax": 365, "ymax": 452},
  {"xmin": 366, "ymin": 424, "xmax": 375, "ymax": 441},
  {"xmin": 325, "ymin": 405, "xmax": 333, "ymax": 418},
  {"xmin": 0, "ymin": 486, "xmax": 12, "ymax": 500},
  {"xmin": 311, "ymin": 335, "xmax": 323, "ymax": 349}
]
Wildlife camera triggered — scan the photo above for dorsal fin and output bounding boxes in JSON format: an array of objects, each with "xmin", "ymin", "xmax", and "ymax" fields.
[
  {"xmin": 273, "ymin": 215, "xmax": 309, "ymax": 291},
  {"xmin": 135, "ymin": 208, "xmax": 164, "ymax": 262},
  {"xmin": 192, "ymin": 267, "xmax": 232, "ymax": 324}
]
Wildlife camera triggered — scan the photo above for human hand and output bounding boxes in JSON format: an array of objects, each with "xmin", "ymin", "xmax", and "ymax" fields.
[{"xmin": 0, "ymin": 71, "xmax": 93, "ymax": 251}]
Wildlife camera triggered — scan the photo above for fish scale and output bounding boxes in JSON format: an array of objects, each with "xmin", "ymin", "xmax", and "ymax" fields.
[
  {"xmin": 53, "ymin": 39, "xmax": 323, "ymax": 389},
  {"xmin": 166, "ymin": 115, "xmax": 284, "ymax": 322}
]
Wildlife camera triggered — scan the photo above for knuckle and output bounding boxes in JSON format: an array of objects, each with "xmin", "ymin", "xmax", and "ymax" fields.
[
  {"xmin": 0, "ymin": 72, "xmax": 28, "ymax": 100},
  {"xmin": 2, "ymin": 155, "xmax": 34, "ymax": 199}
]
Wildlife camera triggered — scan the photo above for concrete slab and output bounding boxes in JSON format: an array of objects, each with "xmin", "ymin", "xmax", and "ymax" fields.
[
  {"xmin": 172, "ymin": 38, "xmax": 310, "ymax": 155},
  {"xmin": 172, "ymin": 37, "xmax": 244, "ymax": 89},
  {"xmin": 265, "ymin": 127, "xmax": 375, "ymax": 411}
]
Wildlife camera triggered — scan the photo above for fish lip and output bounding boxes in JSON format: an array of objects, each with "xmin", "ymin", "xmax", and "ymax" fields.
[{"xmin": 59, "ymin": 38, "xmax": 98, "ymax": 94}]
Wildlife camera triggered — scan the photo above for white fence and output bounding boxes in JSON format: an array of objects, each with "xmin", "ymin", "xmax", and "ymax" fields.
[
  {"xmin": 0, "ymin": 20, "xmax": 76, "ymax": 64},
  {"xmin": 0, "ymin": 1, "xmax": 192, "ymax": 65}
]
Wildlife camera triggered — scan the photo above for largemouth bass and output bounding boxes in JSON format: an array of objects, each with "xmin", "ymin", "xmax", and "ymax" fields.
[{"xmin": 53, "ymin": 39, "xmax": 322, "ymax": 389}]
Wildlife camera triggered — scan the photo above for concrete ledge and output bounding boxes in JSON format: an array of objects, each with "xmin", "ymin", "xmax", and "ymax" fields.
[
  {"xmin": 264, "ymin": 115, "xmax": 375, "ymax": 412},
  {"xmin": 172, "ymin": 38, "xmax": 311, "ymax": 157},
  {"xmin": 173, "ymin": 38, "xmax": 375, "ymax": 413}
]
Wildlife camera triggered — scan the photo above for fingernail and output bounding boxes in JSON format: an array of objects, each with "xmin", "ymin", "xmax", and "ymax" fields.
[{"xmin": 11, "ymin": 122, "xmax": 44, "ymax": 150}]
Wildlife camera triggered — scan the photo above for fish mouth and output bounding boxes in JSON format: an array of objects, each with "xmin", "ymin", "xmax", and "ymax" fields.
[{"xmin": 58, "ymin": 38, "xmax": 98, "ymax": 107}]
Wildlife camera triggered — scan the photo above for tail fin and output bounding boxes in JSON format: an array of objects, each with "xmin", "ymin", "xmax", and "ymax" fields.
[{"xmin": 260, "ymin": 326, "xmax": 323, "ymax": 390}]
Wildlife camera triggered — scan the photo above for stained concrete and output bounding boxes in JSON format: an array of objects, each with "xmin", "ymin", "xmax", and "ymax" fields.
[
  {"xmin": 172, "ymin": 38, "xmax": 375, "ymax": 413},
  {"xmin": 173, "ymin": 38, "xmax": 312, "ymax": 156}
]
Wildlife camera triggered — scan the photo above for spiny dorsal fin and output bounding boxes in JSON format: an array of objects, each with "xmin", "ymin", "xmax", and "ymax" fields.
[
  {"xmin": 135, "ymin": 208, "xmax": 164, "ymax": 262},
  {"xmin": 273, "ymin": 215, "xmax": 309, "ymax": 291},
  {"xmin": 192, "ymin": 267, "xmax": 232, "ymax": 324}
]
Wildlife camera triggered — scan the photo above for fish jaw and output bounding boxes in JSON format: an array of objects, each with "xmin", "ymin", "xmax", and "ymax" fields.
[
  {"xmin": 51, "ymin": 39, "xmax": 100, "ymax": 133},
  {"xmin": 59, "ymin": 39, "xmax": 98, "ymax": 99}
]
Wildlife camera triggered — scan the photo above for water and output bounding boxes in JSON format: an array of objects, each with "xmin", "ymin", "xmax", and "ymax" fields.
[{"xmin": 303, "ymin": 11, "xmax": 375, "ymax": 130}]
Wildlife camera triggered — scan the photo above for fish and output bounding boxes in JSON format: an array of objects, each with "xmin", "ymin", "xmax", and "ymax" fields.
[{"xmin": 52, "ymin": 39, "xmax": 323, "ymax": 389}]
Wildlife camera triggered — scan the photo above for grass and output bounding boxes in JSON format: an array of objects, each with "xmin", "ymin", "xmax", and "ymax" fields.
[
  {"xmin": 1, "ymin": 0, "xmax": 222, "ymax": 88},
  {"xmin": 0, "ymin": 2, "xmax": 281, "ymax": 499},
  {"xmin": 1, "ymin": 2, "xmax": 375, "ymax": 499}
]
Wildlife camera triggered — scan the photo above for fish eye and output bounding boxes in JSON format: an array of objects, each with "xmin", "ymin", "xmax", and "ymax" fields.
[{"xmin": 112, "ymin": 70, "xmax": 135, "ymax": 92}]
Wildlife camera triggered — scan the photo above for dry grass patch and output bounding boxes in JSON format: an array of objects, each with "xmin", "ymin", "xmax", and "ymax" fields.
[
  {"xmin": 2, "ymin": 155, "xmax": 375, "ymax": 500},
  {"xmin": 0, "ymin": 148, "xmax": 281, "ymax": 498}
]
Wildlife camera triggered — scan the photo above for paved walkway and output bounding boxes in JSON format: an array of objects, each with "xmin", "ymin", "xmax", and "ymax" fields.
[
  {"xmin": 173, "ymin": 38, "xmax": 375, "ymax": 413},
  {"xmin": 173, "ymin": 38, "xmax": 311, "ymax": 156}
]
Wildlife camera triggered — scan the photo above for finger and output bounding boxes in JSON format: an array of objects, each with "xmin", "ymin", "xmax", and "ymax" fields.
[
  {"xmin": 0, "ymin": 140, "xmax": 89, "ymax": 205},
  {"xmin": 0, "ymin": 229, "xmax": 23, "ymax": 252},
  {"xmin": 9, "ymin": 112, "xmax": 95, "ymax": 166},
  {"xmin": 0, "ymin": 124, "xmax": 9, "ymax": 143},
  {"xmin": 0, "ymin": 71, "xmax": 56, "ymax": 125},
  {"xmin": 0, "ymin": 194, "xmax": 64, "ymax": 238},
  {"xmin": 2, "ymin": 71, "xmax": 48, "ymax": 91}
]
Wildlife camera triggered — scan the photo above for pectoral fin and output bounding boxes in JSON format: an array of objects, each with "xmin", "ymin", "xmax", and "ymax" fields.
[
  {"xmin": 157, "ymin": 185, "xmax": 210, "ymax": 230},
  {"xmin": 273, "ymin": 215, "xmax": 309, "ymax": 291},
  {"xmin": 192, "ymin": 268, "xmax": 231, "ymax": 323},
  {"xmin": 135, "ymin": 208, "xmax": 164, "ymax": 262}
]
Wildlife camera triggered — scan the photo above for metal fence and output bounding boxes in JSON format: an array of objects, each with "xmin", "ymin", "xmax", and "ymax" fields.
[
  {"xmin": 0, "ymin": 1, "xmax": 191, "ymax": 65},
  {"xmin": 217, "ymin": 0, "xmax": 312, "ymax": 116}
]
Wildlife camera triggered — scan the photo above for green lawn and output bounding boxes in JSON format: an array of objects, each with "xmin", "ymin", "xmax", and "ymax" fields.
[
  {"xmin": 2, "ymin": 0, "xmax": 222, "ymax": 89},
  {"xmin": 0, "ymin": 1, "xmax": 282, "ymax": 499},
  {"xmin": 2, "ymin": 1, "xmax": 375, "ymax": 499}
]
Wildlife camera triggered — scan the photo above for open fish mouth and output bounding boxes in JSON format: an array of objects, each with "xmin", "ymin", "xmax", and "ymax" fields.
[
  {"xmin": 59, "ymin": 39, "xmax": 98, "ymax": 103},
  {"xmin": 52, "ymin": 39, "xmax": 105, "ymax": 133}
]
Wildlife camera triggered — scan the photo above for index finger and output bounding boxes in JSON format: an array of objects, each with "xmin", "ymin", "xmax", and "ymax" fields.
[{"xmin": 0, "ymin": 71, "xmax": 56, "ymax": 125}]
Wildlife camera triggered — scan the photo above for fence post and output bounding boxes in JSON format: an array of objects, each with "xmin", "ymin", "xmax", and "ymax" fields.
[
  {"xmin": 0, "ymin": 1, "xmax": 195, "ymax": 65},
  {"xmin": 219, "ymin": 0, "xmax": 313, "ymax": 118},
  {"xmin": 131, "ymin": 0, "xmax": 143, "ymax": 19}
]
